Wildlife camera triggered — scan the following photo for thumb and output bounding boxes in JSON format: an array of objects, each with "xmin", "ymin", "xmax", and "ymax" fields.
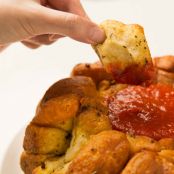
[{"xmin": 32, "ymin": 6, "xmax": 105, "ymax": 44}]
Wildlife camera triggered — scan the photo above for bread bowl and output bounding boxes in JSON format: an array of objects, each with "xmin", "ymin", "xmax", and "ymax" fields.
[{"xmin": 20, "ymin": 55, "xmax": 174, "ymax": 174}]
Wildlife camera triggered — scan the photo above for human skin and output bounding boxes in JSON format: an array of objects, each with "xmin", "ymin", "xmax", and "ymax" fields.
[{"xmin": 0, "ymin": 0, "xmax": 105, "ymax": 49}]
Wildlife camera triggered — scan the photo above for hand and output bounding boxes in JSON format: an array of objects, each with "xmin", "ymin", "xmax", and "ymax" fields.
[{"xmin": 0, "ymin": 0, "xmax": 105, "ymax": 49}]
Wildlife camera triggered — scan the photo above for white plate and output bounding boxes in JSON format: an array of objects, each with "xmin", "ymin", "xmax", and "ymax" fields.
[{"xmin": 1, "ymin": 128, "xmax": 25, "ymax": 174}]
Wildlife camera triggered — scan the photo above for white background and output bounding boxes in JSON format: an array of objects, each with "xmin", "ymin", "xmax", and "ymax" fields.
[{"xmin": 1, "ymin": 0, "xmax": 174, "ymax": 173}]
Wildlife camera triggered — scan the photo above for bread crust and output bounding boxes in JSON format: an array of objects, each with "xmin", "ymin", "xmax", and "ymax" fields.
[
  {"xmin": 71, "ymin": 62, "xmax": 113, "ymax": 85},
  {"xmin": 23, "ymin": 124, "xmax": 70, "ymax": 155},
  {"xmin": 154, "ymin": 55, "xmax": 174, "ymax": 72},
  {"xmin": 40, "ymin": 76, "xmax": 97, "ymax": 104},
  {"xmin": 33, "ymin": 94, "xmax": 79, "ymax": 131},
  {"xmin": 122, "ymin": 151, "xmax": 174, "ymax": 174},
  {"xmin": 20, "ymin": 152, "xmax": 53, "ymax": 174},
  {"xmin": 153, "ymin": 56, "xmax": 174, "ymax": 86}
]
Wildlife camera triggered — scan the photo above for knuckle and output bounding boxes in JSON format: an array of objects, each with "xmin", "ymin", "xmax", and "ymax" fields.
[{"xmin": 64, "ymin": 15, "xmax": 79, "ymax": 31}]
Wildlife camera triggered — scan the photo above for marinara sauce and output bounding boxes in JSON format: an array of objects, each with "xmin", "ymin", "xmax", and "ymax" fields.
[
  {"xmin": 107, "ymin": 62, "xmax": 155, "ymax": 85},
  {"xmin": 108, "ymin": 84, "xmax": 174, "ymax": 140}
]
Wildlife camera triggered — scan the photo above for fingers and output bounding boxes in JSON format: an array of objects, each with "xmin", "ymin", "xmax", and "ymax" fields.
[
  {"xmin": 40, "ymin": 0, "xmax": 47, "ymax": 6},
  {"xmin": 21, "ymin": 34, "xmax": 63, "ymax": 49},
  {"xmin": 30, "ymin": 34, "xmax": 63, "ymax": 44},
  {"xmin": 0, "ymin": 44, "xmax": 9, "ymax": 52},
  {"xmin": 68, "ymin": 0, "xmax": 90, "ymax": 19},
  {"xmin": 22, "ymin": 40, "xmax": 41, "ymax": 49},
  {"xmin": 33, "ymin": 7, "xmax": 105, "ymax": 44},
  {"xmin": 47, "ymin": 0, "xmax": 89, "ymax": 19}
]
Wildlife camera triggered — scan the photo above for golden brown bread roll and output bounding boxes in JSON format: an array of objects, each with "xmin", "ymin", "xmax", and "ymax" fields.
[
  {"xmin": 64, "ymin": 108, "xmax": 111, "ymax": 162},
  {"xmin": 40, "ymin": 76, "xmax": 97, "ymax": 104},
  {"xmin": 154, "ymin": 55, "xmax": 174, "ymax": 72},
  {"xmin": 66, "ymin": 131, "xmax": 130, "ymax": 174},
  {"xmin": 33, "ymin": 94, "xmax": 79, "ymax": 131},
  {"xmin": 127, "ymin": 135, "xmax": 160, "ymax": 155},
  {"xmin": 71, "ymin": 62, "xmax": 113, "ymax": 85},
  {"xmin": 20, "ymin": 152, "xmax": 53, "ymax": 174},
  {"xmin": 154, "ymin": 55, "xmax": 174, "ymax": 86},
  {"xmin": 21, "ymin": 56, "xmax": 174, "ymax": 174},
  {"xmin": 122, "ymin": 151, "xmax": 174, "ymax": 174},
  {"xmin": 158, "ymin": 150, "xmax": 174, "ymax": 164},
  {"xmin": 32, "ymin": 156, "xmax": 65, "ymax": 174},
  {"xmin": 23, "ymin": 124, "xmax": 70, "ymax": 155}
]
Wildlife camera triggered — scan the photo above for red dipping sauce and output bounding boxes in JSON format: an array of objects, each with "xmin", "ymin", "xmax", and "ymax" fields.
[
  {"xmin": 107, "ymin": 62, "xmax": 155, "ymax": 85},
  {"xmin": 108, "ymin": 84, "xmax": 174, "ymax": 140}
]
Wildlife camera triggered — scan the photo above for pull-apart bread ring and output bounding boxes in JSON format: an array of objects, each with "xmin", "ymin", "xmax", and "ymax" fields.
[
  {"xmin": 21, "ymin": 20, "xmax": 174, "ymax": 174},
  {"xmin": 21, "ymin": 56, "xmax": 174, "ymax": 174}
]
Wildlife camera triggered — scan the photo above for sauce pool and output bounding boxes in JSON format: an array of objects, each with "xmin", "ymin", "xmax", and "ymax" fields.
[{"xmin": 108, "ymin": 84, "xmax": 174, "ymax": 140}]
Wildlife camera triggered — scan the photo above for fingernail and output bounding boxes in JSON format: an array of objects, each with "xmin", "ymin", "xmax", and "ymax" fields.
[{"xmin": 89, "ymin": 27, "xmax": 106, "ymax": 44}]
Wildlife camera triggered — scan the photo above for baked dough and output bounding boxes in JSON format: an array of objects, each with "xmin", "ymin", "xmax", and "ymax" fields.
[
  {"xmin": 93, "ymin": 20, "xmax": 153, "ymax": 84},
  {"xmin": 21, "ymin": 56, "xmax": 174, "ymax": 174}
]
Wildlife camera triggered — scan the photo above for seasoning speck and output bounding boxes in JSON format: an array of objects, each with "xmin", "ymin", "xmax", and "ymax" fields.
[
  {"xmin": 85, "ymin": 64, "xmax": 90, "ymax": 68},
  {"xmin": 96, "ymin": 111, "xmax": 101, "ymax": 117},
  {"xmin": 41, "ymin": 162, "xmax": 46, "ymax": 169},
  {"xmin": 91, "ymin": 148, "xmax": 97, "ymax": 152},
  {"xmin": 110, "ymin": 33, "xmax": 114, "ymax": 39}
]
